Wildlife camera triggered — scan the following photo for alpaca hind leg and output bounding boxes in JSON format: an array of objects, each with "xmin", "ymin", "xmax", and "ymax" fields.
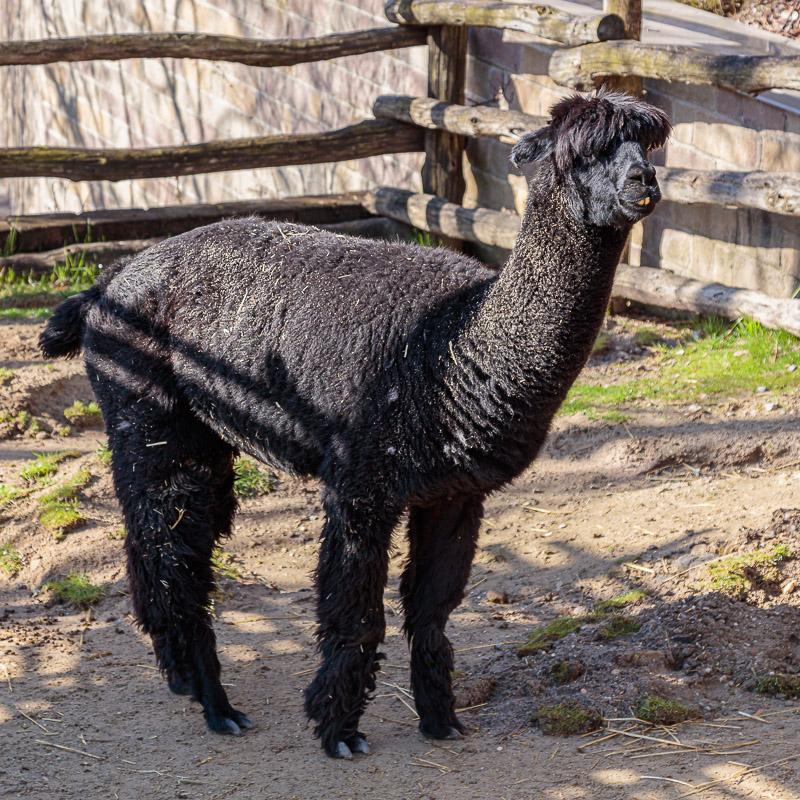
[
  {"xmin": 304, "ymin": 492, "xmax": 397, "ymax": 758},
  {"xmin": 401, "ymin": 496, "xmax": 483, "ymax": 739},
  {"xmin": 109, "ymin": 403, "xmax": 248, "ymax": 734}
]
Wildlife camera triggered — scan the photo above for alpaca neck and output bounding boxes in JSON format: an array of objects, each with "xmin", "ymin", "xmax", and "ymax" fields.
[{"xmin": 470, "ymin": 182, "xmax": 629, "ymax": 412}]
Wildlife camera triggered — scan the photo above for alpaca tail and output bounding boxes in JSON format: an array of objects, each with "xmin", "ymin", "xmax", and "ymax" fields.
[{"xmin": 39, "ymin": 284, "xmax": 102, "ymax": 359}]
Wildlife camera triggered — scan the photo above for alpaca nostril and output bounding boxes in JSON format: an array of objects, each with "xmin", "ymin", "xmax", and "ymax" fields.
[{"xmin": 627, "ymin": 164, "xmax": 656, "ymax": 186}]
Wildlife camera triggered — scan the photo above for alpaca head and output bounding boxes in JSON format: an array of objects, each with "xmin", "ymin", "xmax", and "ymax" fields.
[{"xmin": 511, "ymin": 88, "xmax": 671, "ymax": 229}]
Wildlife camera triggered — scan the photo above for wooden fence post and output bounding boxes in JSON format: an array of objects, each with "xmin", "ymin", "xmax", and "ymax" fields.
[
  {"xmin": 604, "ymin": 0, "xmax": 643, "ymax": 304},
  {"xmin": 423, "ymin": 25, "xmax": 467, "ymax": 248}
]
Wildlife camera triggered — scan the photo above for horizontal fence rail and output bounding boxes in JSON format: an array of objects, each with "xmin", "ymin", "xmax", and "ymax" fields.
[
  {"xmin": 0, "ymin": 193, "xmax": 370, "ymax": 249},
  {"xmin": 365, "ymin": 186, "xmax": 800, "ymax": 335},
  {"xmin": 550, "ymin": 41, "xmax": 800, "ymax": 94},
  {"xmin": 385, "ymin": 0, "xmax": 624, "ymax": 46},
  {"xmin": 0, "ymin": 27, "xmax": 427, "ymax": 67},
  {"xmin": 374, "ymin": 96, "xmax": 800, "ymax": 217},
  {"xmin": 373, "ymin": 94, "xmax": 546, "ymax": 143},
  {"xmin": 0, "ymin": 120, "xmax": 424, "ymax": 181}
]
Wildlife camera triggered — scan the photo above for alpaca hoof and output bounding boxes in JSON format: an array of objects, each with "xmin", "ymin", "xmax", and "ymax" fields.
[
  {"xmin": 350, "ymin": 735, "xmax": 370, "ymax": 755},
  {"xmin": 420, "ymin": 721, "xmax": 464, "ymax": 740},
  {"xmin": 334, "ymin": 741, "xmax": 353, "ymax": 760},
  {"xmin": 206, "ymin": 708, "xmax": 252, "ymax": 736}
]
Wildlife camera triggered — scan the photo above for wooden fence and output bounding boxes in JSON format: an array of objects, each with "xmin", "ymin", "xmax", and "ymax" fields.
[{"xmin": 1, "ymin": 0, "xmax": 799, "ymax": 334}]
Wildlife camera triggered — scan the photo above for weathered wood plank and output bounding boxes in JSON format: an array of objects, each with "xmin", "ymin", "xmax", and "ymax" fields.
[
  {"xmin": 373, "ymin": 95, "xmax": 545, "ymax": 143},
  {"xmin": 549, "ymin": 41, "xmax": 800, "ymax": 93},
  {"xmin": 612, "ymin": 265, "xmax": 800, "ymax": 337},
  {"xmin": 385, "ymin": 0, "xmax": 624, "ymax": 46},
  {"xmin": 363, "ymin": 186, "xmax": 521, "ymax": 249},
  {"xmin": 0, "ymin": 27, "xmax": 427, "ymax": 67},
  {"xmin": 658, "ymin": 168, "xmax": 800, "ymax": 217},
  {"xmin": 0, "ymin": 218, "xmax": 414, "ymax": 273},
  {"xmin": 0, "ymin": 120, "xmax": 425, "ymax": 182},
  {"xmin": 0, "ymin": 239, "xmax": 160, "ymax": 272},
  {"xmin": 366, "ymin": 187, "xmax": 800, "ymax": 334},
  {"xmin": 1, "ymin": 193, "xmax": 370, "ymax": 251}
]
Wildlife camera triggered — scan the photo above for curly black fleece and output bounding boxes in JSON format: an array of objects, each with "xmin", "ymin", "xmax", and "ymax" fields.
[{"xmin": 40, "ymin": 90, "xmax": 670, "ymax": 757}]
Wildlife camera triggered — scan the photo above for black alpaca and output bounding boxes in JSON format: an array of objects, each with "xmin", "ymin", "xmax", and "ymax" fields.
[{"xmin": 40, "ymin": 90, "xmax": 670, "ymax": 758}]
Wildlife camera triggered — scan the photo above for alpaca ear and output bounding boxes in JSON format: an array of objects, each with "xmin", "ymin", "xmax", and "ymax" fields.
[{"xmin": 510, "ymin": 127, "xmax": 553, "ymax": 167}]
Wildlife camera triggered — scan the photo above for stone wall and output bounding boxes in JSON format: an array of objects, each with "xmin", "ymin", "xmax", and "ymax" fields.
[
  {"xmin": 2, "ymin": 0, "xmax": 799, "ymax": 297},
  {"xmin": 0, "ymin": 0, "xmax": 427, "ymax": 214}
]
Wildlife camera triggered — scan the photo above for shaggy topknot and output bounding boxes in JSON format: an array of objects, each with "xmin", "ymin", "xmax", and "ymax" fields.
[{"xmin": 511, "ymin": 87, "xmax": 671, "ymax": 171}]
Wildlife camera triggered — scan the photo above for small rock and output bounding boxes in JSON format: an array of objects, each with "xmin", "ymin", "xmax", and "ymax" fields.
[
  {"xmin": 782, "ymin": 578, "xmax": 798, "ymax": 595},
  {"xmin": 787, "ymin": 364, "xmax": 797, "ymax": 373},
  {"xmin": 685, "ymin": 404, "xmax": 702, "ymax": 413},
  {"xmin": 756, "ymin": 386, "xmax": 769, "ymax": 394},
  {"xmin": 34, "ymin": 431, "xmax": 49, "ymax": 440},
  {"xmin": 764, "ymin": 402, "xmax": 777, "ymax": 412},
  {"xmin": 486, "ymin": 590, "xmax": 509, "ymax": 605}
]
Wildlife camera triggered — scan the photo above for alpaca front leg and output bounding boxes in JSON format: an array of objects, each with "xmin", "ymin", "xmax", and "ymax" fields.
[
  {"xmin": 401, "ymin": 496, "xmax": 483, "ymax": 739},
  {"xmin": 304, "ymin": 497, "xmax": 395, "ymax": 758}
]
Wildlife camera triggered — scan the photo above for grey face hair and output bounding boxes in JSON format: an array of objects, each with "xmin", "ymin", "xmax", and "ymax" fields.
[{"xmin": 511, "ymin": 88, "xmax": 671, "ymax": 228}]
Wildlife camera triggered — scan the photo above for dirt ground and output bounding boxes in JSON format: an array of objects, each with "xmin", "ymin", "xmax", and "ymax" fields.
[{"xmin": 2, "ymin": 313, "xmax": 800, "ymax": 800}]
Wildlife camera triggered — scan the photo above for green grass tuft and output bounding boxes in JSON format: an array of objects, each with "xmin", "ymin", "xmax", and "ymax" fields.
[
  {"xmin": 107, "ymin": 526, "xmax": 125, "ymax": 541},
  {"xmin": 233, "ymin": 457, "xmax": 274, "ymax": 498},
  {"xmin": 63, "ymin": 400, "xmax": 102, "ymax": 427},
  {"xmin": 0, "ymin": 483, "xmax": 22, "ymax": 510},
  {"xmin": 44, "ymin": 574, "xmax": 102, "ymax": 608},
  {"xmin": 517, "ymin": 616, "xmax": 584, "ymax": 655},
  {"xmin": 0, "ymin": 367, "xmax": 13, "ymax": 384},
  {"xmin": 633, "ymin": 328, "xmax": 663, "ymax": 348},
  {"xmin": 95, "ymin": 443, "xmax": 112, "ymax": 466},
  {"xmin": 597, "ymin": 613, "xmax": 641, "ymax": 640},
  {"xmin": 38, "ymin": 468, "xmax": 92, "ymax": 504},
  {"xmin": 0, "ymin": 544, "xmax": 23, "ymax": 576},
  {"xmin": 595, "ymin": 589, "xmax": 648, "ymax": 613},
  {"xmin": 211, "ymin": 546, "xmax": 241, "ymax": 581},
  {"xmin": 19, "ymin": 451, "xmax": 80, "ymax": 484},
  {"xmin": 536, "ymin": 701, "xmax": 603, "ymax": 736},
  {"xmin": 38, "ymin": 499, "xmax": 85, "ymax": 541},
  {"xmin": 562, "ymin": 317, "xmax": 800, "ymax": 417},
  {"xmin": 634, "ymin": 695, "xmax": 698, "ymax": 725},
  {"xmin": 0, "ymin": 307, "xmax": 52, "ymax": 320},
  {"xmin": 708, "ymin": 544, "xmax": 793, "ymax": 596},
  {"xmin": 0, "ymin": 409, "xmax": 39, "ymax": 436},
  {"xmin": 550, "ymin": 660, "xmax": 584, "ymax": 685},
  {"xmin": 755, "ymin": 674, "xmax": 800, "ymax": 699}
]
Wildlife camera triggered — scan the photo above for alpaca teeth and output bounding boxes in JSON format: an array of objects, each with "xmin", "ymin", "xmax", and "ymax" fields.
[{"xmin": 636, "ymin": 197, "xmax": 651, "ymax": 207}]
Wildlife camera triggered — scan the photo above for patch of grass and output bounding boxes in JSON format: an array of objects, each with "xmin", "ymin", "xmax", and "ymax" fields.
[
  {"xmin": 633, "ymin": 328, "xmax": 663, "ymax": 348},
  {"xmin": 595, "ymin": 589, "xmax": 648, "ymax": 613},
  {"xmin": 536, "ymin": 701, "xmax": 603, "ymax": 736},
  {"xmin": 562, "ymin": 317, "xmax": 800, "ymax": 416},
  {"xmin": 19, "ymin": 450, "xmax": 80, "ymax": 484},
  {"xmin": 550, "ymin": 660, "xmax": 584, "ymax": 685},
  {"xmin": 0, "ymin": 544, "xmax": 23, "ymax": 576},
  {"xmin": 233, "ymin": 457, "xmax": 274, "ymax": 498},
  {"xmin": 592, "ymin": 332, "xmax": 611, "ymax": 354},
  {"xmin": 0, "ymin": 367, "xmax": 13, "ymax": 384},
  {"xmin": 63, "ymin": 400, "xmax": 102, "ymax": 427},
  {"xmin": 211, "ymin": 547, "xmax": 241, "ymax": 581},
  {"xmin": 0, "ymin": 483, "xmax": 22, "ymax": 510},
  {"xmin": 708, "ymin": 543, "xmax": 793, "ymax": 596},
  {"xmin": 412, "ymin": 229, "xmax": 438, "ymax": 247},
  {"xmin": 38, "ymin": 468, "xmax": 92, "ymax": 504},
  {"xmin": 0, "ymin": 409, "xmax": 39, "ymax": 436},
  {"xmin": 1, "ymin": 242, "xmax": 99, "ymax": 309},
  {"xmin": 0, "ymin": 306, "xmax": 52, "ymax": 320},
  {"xmin": 38, "ymin": 499, "xmax": 85, "ymax": 541},
  {"xmin": 95, "ymin": 443, "xmax": 112, "ymax": 466},
  {"xmin": 634, "ymin": 695, "xmax": 698, "ymax": 725},
  {"xmin": 44, "ymin": 574, "xmax": 102, "ymax": 608},
  {"xmin": 755, "ymin": 673, "xmax": 800, "ymax": 699},
  {"xmin": 107, "ymin": 526, "xmax": 125, "ymax": 541},
  {"xmin": 517, "ymin": 616, "xmax": 584, "ymax": 655},
  {"xmin": 597, "ymin": 613, "xmax": 641, "ymax": 640}
]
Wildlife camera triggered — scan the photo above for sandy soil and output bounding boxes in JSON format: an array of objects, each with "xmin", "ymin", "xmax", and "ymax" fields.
[{"xmin": 2, "ymin": 313, "xmax": 800, "ymax": 800}]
